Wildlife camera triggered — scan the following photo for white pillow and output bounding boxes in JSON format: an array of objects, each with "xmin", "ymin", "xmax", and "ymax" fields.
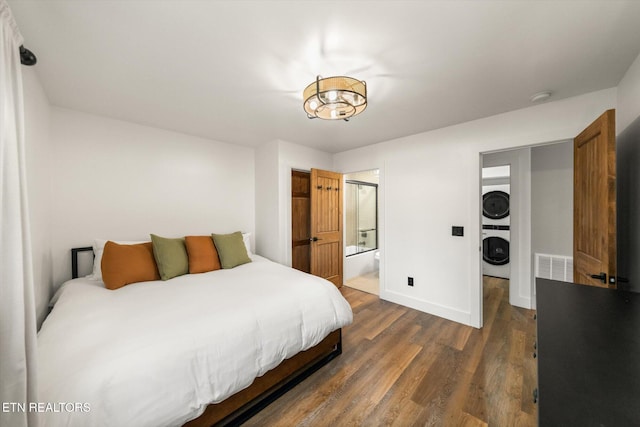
[
  {"xmin": 242, "ymin": 232, "xmax": 252, "ymax": 254},
  {"xmin": 88, "ymin": 239, "xmax": 147, "ymax": 281}
]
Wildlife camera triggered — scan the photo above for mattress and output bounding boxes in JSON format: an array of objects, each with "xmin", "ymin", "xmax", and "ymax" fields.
[{"xmin": 37, "ymin": 255, "xmax": 353, "ymax": 427}]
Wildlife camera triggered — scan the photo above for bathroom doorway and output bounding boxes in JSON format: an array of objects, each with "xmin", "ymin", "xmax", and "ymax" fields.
[{"xmin": 344, "ymin": 169, "xmax": 380, "ymax": 295}]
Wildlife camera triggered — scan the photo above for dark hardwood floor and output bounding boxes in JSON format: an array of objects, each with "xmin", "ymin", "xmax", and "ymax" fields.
[{"xmin": 244, "ymin": 276, "xmax": 537, "ymax": 426}]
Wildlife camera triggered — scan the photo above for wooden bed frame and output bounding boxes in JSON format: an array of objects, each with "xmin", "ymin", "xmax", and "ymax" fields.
[{"xmin": 71, "ymin": 247, "xmax": 343, "ymax": 427}]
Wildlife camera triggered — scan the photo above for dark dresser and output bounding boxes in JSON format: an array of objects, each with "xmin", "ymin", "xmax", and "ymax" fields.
[{"xmin": 536, "ymin": 278, "xmax": 640, "ymax": 426}]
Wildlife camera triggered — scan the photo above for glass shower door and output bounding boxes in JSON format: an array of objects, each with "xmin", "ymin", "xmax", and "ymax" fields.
[
  {"xmin": 345, "ymin": 180, "xmax": 378, "ymax": 256},
  {"xmin": 357, "ymin": 184, "xmax": 377, "ymax": 253},
  {"xmin": 345, "ymin": 182, "xmax": 359, "ymax": 256}
]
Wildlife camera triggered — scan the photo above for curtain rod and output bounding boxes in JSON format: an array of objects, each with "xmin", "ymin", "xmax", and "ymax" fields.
[{"xmin": 19, "ymin": 45, "xmax": 37, "ymax": 66}]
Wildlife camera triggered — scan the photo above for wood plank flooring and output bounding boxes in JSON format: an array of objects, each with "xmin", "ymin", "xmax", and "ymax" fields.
[{"xmin": 244, "ymin": 276, "xmax": 537, "ymax": 426}]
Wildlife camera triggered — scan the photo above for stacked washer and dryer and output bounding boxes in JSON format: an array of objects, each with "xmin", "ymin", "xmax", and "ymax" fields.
[{"xmin": 482, "ymin": 179, "xmax": 510, "ymax": 279}]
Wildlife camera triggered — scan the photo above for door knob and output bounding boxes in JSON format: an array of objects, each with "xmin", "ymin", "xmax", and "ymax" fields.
[
  {"xmin": 310, "ymin": 237, "xmax": 321, "ymax": 242},
  {"xmin": 590, "ymin": 272, "xmax": 607, "ymax": 284}
]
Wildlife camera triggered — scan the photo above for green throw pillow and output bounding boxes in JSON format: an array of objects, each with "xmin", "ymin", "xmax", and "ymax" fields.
[
  {"xmin": 150, "ymin": 234, "xmax": 189, "ymax": 280},
  {"xmin": 212, "ymin": 231, "xmax": 252, "ymax": 269}
]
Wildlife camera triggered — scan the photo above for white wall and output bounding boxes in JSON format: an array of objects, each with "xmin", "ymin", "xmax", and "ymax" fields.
[
  {"xmin": 334, "ymin": 88, "xmax": 616, "ymax": 327},
  {"xmin": 617, "ymin": 52, "xmax": 640, "ymax": 134},
  {"xmin": 616, "ymin": 50, "xmax": 640, "ymax": 291},
  {"xmin": 50, "ymin": 107, "xmax": 255, "ymax": 287},
  {"xmin": 531, "ymin": 141, "xmax": 573, "ymax": 257},
  {"xmin": 22, "ymin": 67, "xmax": 53, "ymax": 327},
  {"xmin": 255, "ymin": 140, "xmax": 280, "ymax": 261},
  {"xmin": 255, "ymin": 139, "xmax": 332, "ymax": 265}
]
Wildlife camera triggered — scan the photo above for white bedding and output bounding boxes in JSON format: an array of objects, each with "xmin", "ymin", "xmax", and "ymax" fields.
[{"xmin": 37, "ymin": 255, "xmax": 353, "ymax": 427}]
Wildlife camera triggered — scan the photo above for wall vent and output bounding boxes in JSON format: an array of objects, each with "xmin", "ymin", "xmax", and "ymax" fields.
[{"xmin": 535, "ymin": 253, "xmax": 573, "ymax": 283}]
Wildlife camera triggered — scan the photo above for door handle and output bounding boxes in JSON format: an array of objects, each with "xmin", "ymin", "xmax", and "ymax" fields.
[
  {"xmin": 309, "ymin": 237, "xmax": 322, "ymax": 242},
  {"xmin": 590, "ymin": 272, "xmax": 607, "ymax": 284}
]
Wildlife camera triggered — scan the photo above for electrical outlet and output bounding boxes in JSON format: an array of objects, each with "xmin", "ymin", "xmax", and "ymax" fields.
[{"xmin": 408, "ymin": 277, "xmax": 414, "ymax": 287}]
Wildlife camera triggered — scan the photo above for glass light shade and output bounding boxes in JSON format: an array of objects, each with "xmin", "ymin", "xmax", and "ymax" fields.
[{"xmin": 303, "ymin": 76, "xmax": 367, "ymax": 120}]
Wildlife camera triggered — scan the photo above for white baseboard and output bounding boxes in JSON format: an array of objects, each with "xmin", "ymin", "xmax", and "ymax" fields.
[{"xmin": 379, "ymin": 289, "xmax": 473, "ymax": 327}]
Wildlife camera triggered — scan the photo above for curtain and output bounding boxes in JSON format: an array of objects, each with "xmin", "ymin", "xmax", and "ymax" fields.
[{"xmin": 0, "ymin": 1, "xmax": 38, "ymax": 426}]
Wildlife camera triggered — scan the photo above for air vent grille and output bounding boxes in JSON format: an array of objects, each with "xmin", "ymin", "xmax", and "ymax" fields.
[{"xmin": 535, "ymin": 253, "xmax": 573, "ymax": 283}]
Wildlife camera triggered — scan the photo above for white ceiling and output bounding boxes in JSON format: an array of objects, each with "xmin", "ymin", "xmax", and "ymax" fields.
[{"xmin": 8, "ymin": 0, "xmax": 640, "ymax": 153}]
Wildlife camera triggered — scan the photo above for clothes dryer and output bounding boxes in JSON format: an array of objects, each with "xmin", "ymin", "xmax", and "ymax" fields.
[
  {"xmin": 482, "ymin": 183, "xmax": 510, "ymax": 278},
  {"xmin": 482, "ymin": 184, "xmax": 510, "ymax": 226}
]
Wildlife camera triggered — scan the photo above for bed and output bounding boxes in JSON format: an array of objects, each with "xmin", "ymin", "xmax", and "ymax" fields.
[{"xmin": 38, "ymin": 246, "xmax": 353, "ymax": 427}]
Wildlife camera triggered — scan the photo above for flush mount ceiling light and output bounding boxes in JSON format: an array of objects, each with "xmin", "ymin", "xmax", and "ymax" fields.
[
  {"xmin": 303, "ymin": 75, "xmax": 367, "ymax": 121},
  {"xmin": 530, "ymin": 91, "xmax": 552, "ymax": 103}
]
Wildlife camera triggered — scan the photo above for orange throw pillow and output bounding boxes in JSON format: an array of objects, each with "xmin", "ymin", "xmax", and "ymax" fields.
[
  {"xmin": 185, "ymin": 236, "xmax": 221, "ymax": 274},
  {"xmin": 101, "ymin": 241, "xmax": 160, "ymax": 290}
]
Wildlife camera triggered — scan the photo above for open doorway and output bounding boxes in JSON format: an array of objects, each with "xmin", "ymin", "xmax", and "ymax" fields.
[
  {"xmin": 481, "ymin": 148, "xmax": 531, "ymax": 316},
  {"xmin": 482, "ymin": 165, "xmax": 511, "ymax": 304},
  {"xmin": 290, "ymin": 168, "xmax": 345, "ymax": 287},
  {"xmin": 343, "ymin": 169, "xmax": 379, "ymax": 295},
  {"xmin": 479, "ymin": 140, "xmax": 574, "ymax": 324}
]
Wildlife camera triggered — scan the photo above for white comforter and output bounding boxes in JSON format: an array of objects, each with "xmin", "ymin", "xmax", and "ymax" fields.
[{"xmin": 37, "ymin": 256, "xmax": 353, "ymax": 427}]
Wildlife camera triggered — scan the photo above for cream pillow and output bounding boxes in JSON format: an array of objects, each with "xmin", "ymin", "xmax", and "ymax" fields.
[{"xmin": 242, "ymin": 232, "xmax": 252, "ymax": 255}]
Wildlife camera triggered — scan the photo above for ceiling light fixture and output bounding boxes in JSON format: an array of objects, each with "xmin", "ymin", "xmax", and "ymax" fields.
[
  {"xmin": 530, "ymin": 91, "xmax": 552, "ymax": 103},
  {"xmin": 303, "ymin": 75, "xmax": 367, "ymax": 121}
]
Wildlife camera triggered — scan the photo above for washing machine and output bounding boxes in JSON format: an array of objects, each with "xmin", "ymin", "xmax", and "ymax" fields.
[
  {"xmin": 482, "ymin": 184, "xmax": 510, "ymax": 279},
  {"xmin": 482, "ymin": 184, "xmax": 510, "ymax": 226}
]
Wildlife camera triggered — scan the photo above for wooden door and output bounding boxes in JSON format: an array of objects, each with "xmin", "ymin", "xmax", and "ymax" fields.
[
  {"xmin": 291, "ymin": 170, "xmax": 311, "ymax": 273},
  {"xmin": 573, "ymin": 109, "xmax": 616, "ymax": 288},
  {"xmin": 310, "ymin": 168, "xmax": 343, "ymax": 288}
]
